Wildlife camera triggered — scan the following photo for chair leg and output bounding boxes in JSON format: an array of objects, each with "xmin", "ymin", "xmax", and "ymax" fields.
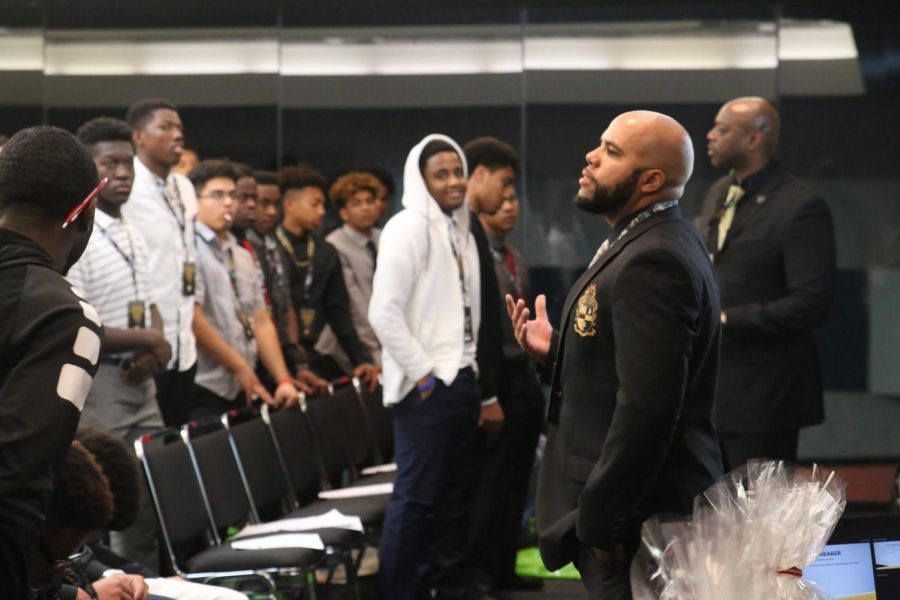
[
  {"xmin": 306, "ymin": 568, "xmax": 319, "ymax": 600},
  {"xmin": 343, "ymin": 547, "xmax": 360, "ymax": 600}
]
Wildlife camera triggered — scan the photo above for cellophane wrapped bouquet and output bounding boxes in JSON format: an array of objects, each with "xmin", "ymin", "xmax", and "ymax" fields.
[{"xmin": 631, "ymin": 460, "xmax": 847, "ymax": 600}]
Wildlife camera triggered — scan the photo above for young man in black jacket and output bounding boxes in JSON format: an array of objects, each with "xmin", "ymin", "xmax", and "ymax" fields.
[
  {"xmin": 0, "ymin": 126, "xmax": 103, "ymax": 598},
  {"xmin": 276, "ymin": 165, "xmax": 379, "ymax": 384}
]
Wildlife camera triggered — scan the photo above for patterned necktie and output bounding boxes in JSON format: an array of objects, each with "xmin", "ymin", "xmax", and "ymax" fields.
[{"xmin": 717, "ymin": 184, "xmax": 745, "ymax": 251}]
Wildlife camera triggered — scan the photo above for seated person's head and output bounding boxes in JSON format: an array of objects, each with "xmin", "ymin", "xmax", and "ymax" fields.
[
  {"xmin": 189, "ymin": 159, "xmax": 241, "ymax": 235},
  {"xmin": 280, "ymin": 165, "xmax": 327, "ymax": 234},
  {"xmin": 75, "ymin": 427, "xmax": 141, "ymax": 532},
  {"xmin": 31, "ymin": 441, "xmax": 113, "ymax": 591},
  {"xmin": 0, "ymin": 126, "xmax": 100, "ymax": 273},
  {"xmin": 329, "ymin": 172, "xmax": 385, "ymax": 235}
]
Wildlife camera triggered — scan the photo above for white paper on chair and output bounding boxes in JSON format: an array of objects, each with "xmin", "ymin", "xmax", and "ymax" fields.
[
  {"xmin": 233, "ymin": 509, "xmax": 364, "ymax": 539},
  {"xmin": 230, "ymin": 532, "xmax": 324, "ymax": 551},
  {"xmin": 360, "ymin": 463, "xmax": 397, "ymax": 475},
  {"xmin": 317, "ymin": 482, "xmax": 393, "ymax": 499}
]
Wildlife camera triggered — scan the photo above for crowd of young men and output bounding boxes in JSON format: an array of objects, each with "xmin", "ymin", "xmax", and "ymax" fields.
[
  {"xmin": 0, "ymin": 93, "xmax": 834, "ymax": 600},
  {"xmin": 0, "ymin": 96, "xmax": 541, "ymax": 598}
]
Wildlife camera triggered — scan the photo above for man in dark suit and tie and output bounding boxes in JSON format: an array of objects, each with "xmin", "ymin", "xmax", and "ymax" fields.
[
  {"xmin": 700, "ymin": 97, "xmax": 835, "ymax": 471},
  {"xmin": 508, "ymin": 111, "xmax": 723, "ymax": 599}
]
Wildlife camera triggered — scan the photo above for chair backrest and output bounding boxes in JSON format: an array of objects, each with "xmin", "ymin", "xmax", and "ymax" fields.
[
  {"xmin": 356, "ymin": 383, "xmax": 393, "ymax": 462},
  {"xmin": 184, "ymin": 417, "xmax": 258, "ymax": 531},
  {"xmin": 332, "ymin": 380, "xmax": 378, "ymax": 471},
  {"xmin": 135, "ymin": 430, "xmax": 216, "ymax": 571},
  {"xmin": 267, "ymin": 404, "xmax": 328, "ymax": 501},
  {"xmin": 227, "ymin": 408, "xmax": 296, "ymax": 516},
  {"xmin": 304, "ymin": 393, "xmax": 355, "ymax": 486}
]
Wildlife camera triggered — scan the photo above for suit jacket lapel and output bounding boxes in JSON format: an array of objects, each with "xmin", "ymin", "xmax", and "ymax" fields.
[
  {"xmin": 719, "ymin": 166, "xmax": 786, "ymax": 253},
  {"xmin": 547, "ymin": 207, "xmax": 682, "ymax": 421},
  {"xmin": 558, "ymin": 208, "xmax": 683, "ymax": 336}
]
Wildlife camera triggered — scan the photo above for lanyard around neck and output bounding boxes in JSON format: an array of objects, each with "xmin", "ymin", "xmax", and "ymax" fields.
[
  {"xmin": 96, "ymin": 221, "xmax": 139, "ymax": 295},
  {"xmin": 276, "ymin": 226, "xmax": 315, "ymax": 300},
  {"xmin": 609, "ymin": 199, "xmax": 679, "ymax": 251}
]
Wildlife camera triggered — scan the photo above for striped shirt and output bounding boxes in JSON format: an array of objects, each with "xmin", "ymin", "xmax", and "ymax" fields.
[{"xmin": 67, "ymin": 209, "xmax": 154, "ymax": 339}]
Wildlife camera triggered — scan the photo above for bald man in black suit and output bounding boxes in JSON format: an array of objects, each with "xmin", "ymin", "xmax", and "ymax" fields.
[
  {"xmin": 509, "ymin": 110, "xmax": 723, "ymax": 599},
  {"xmin": 700, "ymin": 97, "xmax": 835, "ymax": 471}
]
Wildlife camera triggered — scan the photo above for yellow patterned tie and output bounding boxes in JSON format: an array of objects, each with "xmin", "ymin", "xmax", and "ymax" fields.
[{"xmin": 717, "ymin": 184, "xmax": 745, "ymax": 251}]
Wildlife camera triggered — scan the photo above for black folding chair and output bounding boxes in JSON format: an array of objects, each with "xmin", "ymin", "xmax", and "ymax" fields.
[
  {"xmin": 224, "ymin": 407, "xmax": 364, "ymax": 548},
  {"xmin": 135, "ymin": 429, "xmax": 321, "ymax": 597},
  {"xmin": 330, "ymin": 378, "xmax": 396, "ymax": 486},
  {"xmin": 184, "ymin": 415, "xmax": 360, "ymax": 595},
  {"xmin": 266, "ymin": 402, "xmax": 389, "ymax": 527},
  {"xmin": 351, "ymin": 377, "xmax": 394, "ymax": 464}
]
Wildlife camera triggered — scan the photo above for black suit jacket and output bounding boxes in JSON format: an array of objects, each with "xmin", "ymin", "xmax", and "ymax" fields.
[
  {"xmin": 536, "ymin": 207, "xmax": 723, "ymax": 571},
  {"xmin": 699, "ymin": 163, "xmax": 835, "ymax": 434},
  {"xmin": 471, "ymin": 214, "xmax": 502, "ymax": 402}
]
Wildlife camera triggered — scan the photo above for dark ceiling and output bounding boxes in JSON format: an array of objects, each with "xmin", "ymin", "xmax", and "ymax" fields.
[{"xmin": 2, "ymin": 1, "xmax": 893, "ymax": 30}]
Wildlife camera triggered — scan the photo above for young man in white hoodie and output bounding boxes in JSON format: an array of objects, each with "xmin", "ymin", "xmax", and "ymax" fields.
[{"xmin": 369, "ymin": 134, "xmax": 482, "ymax": 600}]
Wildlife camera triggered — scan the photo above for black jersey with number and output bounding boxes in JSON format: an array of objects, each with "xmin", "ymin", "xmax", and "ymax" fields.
[{"xmin": 0, "ymin": 227, "xmax": 103, "ymax": 598}]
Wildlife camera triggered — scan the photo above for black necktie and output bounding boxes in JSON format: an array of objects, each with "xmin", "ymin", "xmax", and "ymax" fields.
[{"xmin": 366, "ymin": 240, "xmax": 377, "ymax": 269}]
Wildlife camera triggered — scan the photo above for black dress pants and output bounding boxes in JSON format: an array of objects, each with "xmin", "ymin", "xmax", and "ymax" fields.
[{"xmin": 153, "ymin": 362, "xmax": 197, "ymax": 427}]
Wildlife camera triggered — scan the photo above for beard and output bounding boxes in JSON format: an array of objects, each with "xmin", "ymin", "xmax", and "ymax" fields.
[{"xmin": 575, "ymin": 168, "xmax": 643, "ymax": 215}]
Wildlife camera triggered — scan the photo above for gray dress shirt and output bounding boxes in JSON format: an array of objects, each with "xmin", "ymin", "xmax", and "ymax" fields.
[{"xmin": 194, "ymin": 222, "xmax": 265, "ymax": 400}]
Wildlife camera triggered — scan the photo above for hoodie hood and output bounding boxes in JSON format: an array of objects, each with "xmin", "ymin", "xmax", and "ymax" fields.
[
  {"xmin": 402, "ymin": 133, "xmax": 470, "ymax": 228},
  {"xmin": 0, "ymin": 227, "xmax": 56, "ymax": 272}
]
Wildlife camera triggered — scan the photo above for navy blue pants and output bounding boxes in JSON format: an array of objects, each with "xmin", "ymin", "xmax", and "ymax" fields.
[{"xmin": 378, "ymin": 368, "xmax": 481, "ymax": 600}]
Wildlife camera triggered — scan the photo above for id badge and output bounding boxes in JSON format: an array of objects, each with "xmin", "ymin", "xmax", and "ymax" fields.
[
  {"xmin": 127, "ymin": 300, "xmax": 146, "ymax": 329},
  {"xmin": 237, "ymin": 310, "xmax": 254, "ymax": 340},
  {"xmin": 463, "ymin": 305, "xmax": 474, "ymax": 343},
  {"xmin": 299, "ymin": 307, "xmax": 316, "ymax": 339},
  {"xmin": 182, "ymin": 261, "xmax": 196, "ymax": 296}
]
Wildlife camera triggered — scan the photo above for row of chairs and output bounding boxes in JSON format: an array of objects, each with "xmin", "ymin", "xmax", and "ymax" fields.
[{"xmin": 135, "ymin": 377, "xmax": 395, "ymax": 597}]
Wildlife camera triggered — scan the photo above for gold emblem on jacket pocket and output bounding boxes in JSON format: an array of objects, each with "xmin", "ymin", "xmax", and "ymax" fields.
[{"xmin": 574, "ymin": 283, "xmax": 598, "ymax": 337}]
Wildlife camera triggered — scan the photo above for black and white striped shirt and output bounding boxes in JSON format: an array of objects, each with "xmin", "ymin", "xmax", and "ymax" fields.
[{"xmin": 67, "ymin": 209, "xmax": 154, "ymax": 333}]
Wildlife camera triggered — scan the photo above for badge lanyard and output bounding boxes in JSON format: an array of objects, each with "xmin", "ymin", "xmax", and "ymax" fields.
[
  {"xmin": 447, "ymin": 219, "xmax": 475, "ymax": 343},
  {"xmin": 224, "ymin": 246, "xmax": 255, "ymax": 341},
  {"xmin": 157, "ymin": 178, "xmax": 196, "ymax": 297},
  {"xmin": 156, "ymin": 178, "xmax": 191, "ymax": 248},
  {"xmin": 276, "ymin": 226, "xmax": 315, "ymax": 300},
  {"xmin": 96, "ymin": 221, "xmax": 146, "ymax": 328},
  {"xmin": 607, "ymin": 199, "xmax": 679, "ymax": 255},
  {"xmin": 276, "ymin": 226, "xmax": 317, "ymax": 338},
  {"xmin": 96, "ymin": 222, "xmax": 139, "ymax": 294}
]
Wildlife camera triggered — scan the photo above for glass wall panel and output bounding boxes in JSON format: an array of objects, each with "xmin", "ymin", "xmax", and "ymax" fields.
[
  {"xmin": 0, "ymin": 2, "xmax": 44, "ymax": 139},
  {"xmin": 777, "ymin": 3, "xmax": 900, "ymax": 461},
  {"xmin": 519, "ymin": 3, "xmax": 780, "ymax": 336},
  {"xmin": 278, "ymin": 6, "xmax": 526, "ymax": 222},
  {"xmin": 0, "ymin": 0, "xmax": 893, "ymax": 464},
  {"xmin": 40, "ymin": 4, "xmax": 281, "ymax": 169}
]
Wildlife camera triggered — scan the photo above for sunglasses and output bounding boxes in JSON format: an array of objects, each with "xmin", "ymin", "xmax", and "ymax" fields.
[{"xmin": 62, "ymin": 177, "xmax": 108, "ymax": 230}]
